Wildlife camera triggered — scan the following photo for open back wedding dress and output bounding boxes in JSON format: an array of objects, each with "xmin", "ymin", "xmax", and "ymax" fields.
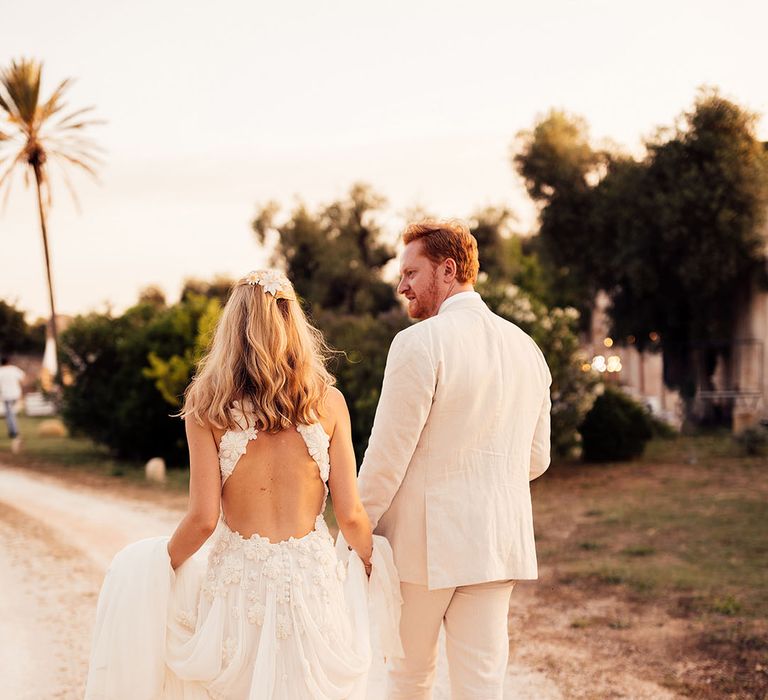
[{"xmin": 85, "ymin": 412, "xmax": 402, "ymax": 700}]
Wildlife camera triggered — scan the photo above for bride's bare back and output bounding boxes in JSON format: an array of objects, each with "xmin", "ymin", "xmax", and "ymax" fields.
[
  {"xmin": 169, "ymin": 387, "xmax": 370, "ymax": 572},
  {"xmin": 215, "ymin": 419, "xmax": 331, "ymax": 543}
]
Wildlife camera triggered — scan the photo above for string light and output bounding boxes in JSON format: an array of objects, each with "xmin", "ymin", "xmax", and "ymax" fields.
[{"xmin": 591, "ymin": 354, "xmax": 623, "ymax": 373}]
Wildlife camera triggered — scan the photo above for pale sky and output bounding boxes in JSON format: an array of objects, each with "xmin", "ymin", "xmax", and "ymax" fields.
[{"xmin": 2, "ymin": 0, "xmax": 766, "ymax": 319}]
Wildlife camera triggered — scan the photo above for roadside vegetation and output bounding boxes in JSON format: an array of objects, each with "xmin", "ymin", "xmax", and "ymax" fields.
[{"xmin": 532, "ymin": 433, "xmax": 768, "ymax": 698}]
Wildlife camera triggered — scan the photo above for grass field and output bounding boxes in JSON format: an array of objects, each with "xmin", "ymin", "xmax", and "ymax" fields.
[
  {"xmin": 1, "ymin": 415, "xmax": 765, "ymax": 696},
  {"xmin": 538, "ymin": 439, "xmax": 767, "ymax": 618},
  {"xmin": 0, "ymin": 415, "xmax": 190, "ymax": 491},
  {"xmin": 532, "ymin": 434, "xmax": 768, "ymax": 698}
]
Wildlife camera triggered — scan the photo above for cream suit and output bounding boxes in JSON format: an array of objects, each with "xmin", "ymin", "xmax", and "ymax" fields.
[{"xmin": 357, "ymin": 292, "xmax": 551, "ymax": 699}]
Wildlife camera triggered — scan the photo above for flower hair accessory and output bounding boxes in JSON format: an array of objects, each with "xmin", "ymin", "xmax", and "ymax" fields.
[{"xmin": 239, "ymin": 270, "xmax": 296, "ymax": 300}]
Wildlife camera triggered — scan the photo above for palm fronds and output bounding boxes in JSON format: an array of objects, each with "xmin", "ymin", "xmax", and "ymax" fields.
[{"xmin": 0, "ymin": 57, "xmax": 102, "ymax": 206}]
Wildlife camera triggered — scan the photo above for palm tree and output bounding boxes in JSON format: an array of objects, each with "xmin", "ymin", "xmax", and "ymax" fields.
[{"xmin": 0, "ymin": 58, "xmax": 101, "ymax": 383}]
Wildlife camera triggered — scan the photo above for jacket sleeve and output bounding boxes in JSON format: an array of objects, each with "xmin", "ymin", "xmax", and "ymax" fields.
[
  {"xmin": 529, "ymin": 378, "xmax": 552, "ymax": 481},
  {"xmin": 357, "ymin": 329, "xmax": 436, "ymax": 530}
]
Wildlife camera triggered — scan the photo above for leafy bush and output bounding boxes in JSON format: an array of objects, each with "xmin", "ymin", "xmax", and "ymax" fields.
[
  {"xmin": 734, "ymin": 426, "xmax": 768, "ymax": 457},
  {"xmin": 0, "ymin": 299, "xmax": 46, "ymax": 355},
  {"xmin": 579, "ymin": 386, "xmax": 653, "ymax": 462},
  {"xmin": 144, "ymin": 294, "xmax": 221, "ymax": 407},
  {"xmin": 59, "ymin": 296, "xmax": 214, "ymax": 465},
  {"xmin": 648, "ymin": 412, "xmax": 678, "ymax": 439}
]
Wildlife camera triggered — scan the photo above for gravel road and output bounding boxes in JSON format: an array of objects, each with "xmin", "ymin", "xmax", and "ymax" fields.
[{"xmin": 0, "ymin": 462, "xmax": 669, "ymax": 699}]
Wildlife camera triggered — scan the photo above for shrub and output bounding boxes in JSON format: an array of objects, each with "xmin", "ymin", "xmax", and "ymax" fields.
[
  {"xmin": 59, "ymin": 296, "xmax": 214, "ymax": 465},
  {"xmin": 0, "ymin": 299, "xmax": 46, "ymax": 354},
  {"xmin": 579, "ymin": 386, "xmax": 653, "ymax": 462},
  {"xmin": 648, "ymin": 412, "xmax": 678, "ymax": 439},
  {"xmin": 734, "ymin": 426, "xmax": 768, "ymax": 456}
]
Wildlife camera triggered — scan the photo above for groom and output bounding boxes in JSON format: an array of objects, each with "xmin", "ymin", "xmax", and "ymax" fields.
[{"xmin": 357, "ymin": 219, "xmax": 552, "ymax": 699}]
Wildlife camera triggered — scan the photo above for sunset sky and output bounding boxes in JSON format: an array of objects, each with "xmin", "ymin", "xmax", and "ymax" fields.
[{"xmin": 2, "ymin": 0, "xmax": 766, "ymax": 319}]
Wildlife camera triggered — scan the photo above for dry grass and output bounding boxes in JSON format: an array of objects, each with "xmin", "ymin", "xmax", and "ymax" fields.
[
  {"xmin": 532, "ymin": 434, "xmax": 768, "ymax": 698},
  {"xmin": 0, "ymin": 415, "xmax": 190, "ymax": 496}
]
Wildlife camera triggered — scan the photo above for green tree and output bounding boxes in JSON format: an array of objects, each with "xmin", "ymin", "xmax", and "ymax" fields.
[
  {"xmin": 470, "ymin": 206, "xmax": 516, "ymax": 279},
  {"xmin": 514, "ymin": 109, "xmax": 599, "ymax": 201},
  {"xmin": 0, "ymin": 299, "xmax": 45, "ymax": 355},
  {"xmin": 254, "ymin": 184, "xmax": 408, "ymax": 459},
  {"xmin": 180, "ymin": 276, "xmax": 234, "ymax": 305},
  {"xmin": 469, "ymin": 206, "xmax": 552, "ymax": 303},
  {"xmin": 0, "ymin": 59, "xmax": 101, "ymax": 378},
  {"xmin": 513, "ymin": 91, "xmax": 768, "ymax": 404},
  {"xmin": 137, "ymin": 285, "xmax": 167, "ymax": 308},
  {"xmin": 513, "ymin": 110, "xmax": 607, "ymax": 316},
  {"xmin": 253, "ymin": 183, "xmax": 398, "ymax": 315},
  {"xmin": 596, "ymin": 91, "xmax": 768, "ymax": 397}
]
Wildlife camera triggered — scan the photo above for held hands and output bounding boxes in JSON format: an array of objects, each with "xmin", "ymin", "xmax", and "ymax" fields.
[{"xmin": 349, "ymin": 544, "xmax": 373, "ymax": 578}]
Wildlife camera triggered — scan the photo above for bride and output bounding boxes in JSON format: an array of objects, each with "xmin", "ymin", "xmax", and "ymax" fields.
[{"xmin": 86, "ymin": 270, "xmax": 399, "ymax": 699}]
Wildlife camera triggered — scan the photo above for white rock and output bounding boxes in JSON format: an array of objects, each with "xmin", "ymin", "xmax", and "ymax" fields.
[{"xmin": 144, "ymin": 458, "xmax": 166, "ymax": 483}]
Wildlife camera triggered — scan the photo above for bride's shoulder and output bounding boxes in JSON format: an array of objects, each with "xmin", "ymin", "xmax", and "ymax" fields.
[
  {"xmin": 184, "ymin": 414, "xmax": 225, "ymax": 449},
  {"xmin": 319, "ymin": 386, "xmax": 349, "ymax": 434},
  {"xmin": 322, "ymin": 385, "xmax": 348, "ymax": 414}
]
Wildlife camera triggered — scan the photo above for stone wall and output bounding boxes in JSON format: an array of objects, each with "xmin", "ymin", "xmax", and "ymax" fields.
[{"xmin": 732, "ymin": 284, "xmax": 768, "ymax": 429}]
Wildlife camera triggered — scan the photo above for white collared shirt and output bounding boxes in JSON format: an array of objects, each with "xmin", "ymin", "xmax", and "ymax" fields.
[
  {"xmin": 438, "ymin": 290, "xmax": 481, "ymax": 314},
  {"xmin": 0, "ymin": 365, "xmax": 24, "ymax": 401}
]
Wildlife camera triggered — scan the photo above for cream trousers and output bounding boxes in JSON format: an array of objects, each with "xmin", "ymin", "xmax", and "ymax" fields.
[{"xmin": 388, "ymin": 579, "xmax": 515, "ymax": 700}]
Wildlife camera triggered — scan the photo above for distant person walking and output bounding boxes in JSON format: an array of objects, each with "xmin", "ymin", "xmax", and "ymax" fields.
[{"xmin": 0, "ymin": 356, "xmax": 25, "ymax": 453}]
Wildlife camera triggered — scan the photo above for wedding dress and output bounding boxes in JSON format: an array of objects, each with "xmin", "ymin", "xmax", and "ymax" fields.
[{"xmin": 86, "ymin": 414, "xmax": 402, "ymax": 700}]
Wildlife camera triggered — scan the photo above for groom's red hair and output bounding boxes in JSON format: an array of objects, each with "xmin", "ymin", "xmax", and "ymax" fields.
[{"xmin": 402, "ymin": 219, "xmax": 480, "ymax": 285}]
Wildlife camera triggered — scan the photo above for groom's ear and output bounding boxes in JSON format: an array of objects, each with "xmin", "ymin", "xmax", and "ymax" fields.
[{"xmin": 443, "ymin": 257, "xmax": 458, "ymax": 281}]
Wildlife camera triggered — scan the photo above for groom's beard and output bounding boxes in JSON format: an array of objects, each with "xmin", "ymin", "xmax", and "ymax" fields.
[{"xmin": 409, "ymin": 274, "xmax": 440, "ymax": 320}]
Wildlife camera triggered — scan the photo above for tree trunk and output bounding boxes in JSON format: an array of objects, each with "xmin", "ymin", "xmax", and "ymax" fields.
[{"xmin": 33, "ymin": 163, "xmax": 60, "ymax": 387}]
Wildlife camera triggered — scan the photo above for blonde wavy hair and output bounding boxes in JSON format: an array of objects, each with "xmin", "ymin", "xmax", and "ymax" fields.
[{"xmin": 181, "ymin": 273, "xmax": 335, "ymax": 431}]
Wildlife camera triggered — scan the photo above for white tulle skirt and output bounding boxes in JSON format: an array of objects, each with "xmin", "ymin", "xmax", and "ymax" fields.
[{"xmin": 85, "ymin": 526, "xmax": 401, "ymax": 700}]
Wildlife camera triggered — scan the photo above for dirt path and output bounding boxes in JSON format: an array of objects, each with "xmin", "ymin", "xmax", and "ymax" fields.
[
  {"xmin": 0, "ymin": 466, "xmax": 184, "ymax": 699},
  {"xmin": 0, "ymin": 463, "xmax": 677, "ymax": 699}
]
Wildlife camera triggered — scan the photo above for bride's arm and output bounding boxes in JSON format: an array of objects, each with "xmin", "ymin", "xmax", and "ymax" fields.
[
  {"xmin": 326, "ymin": 388, "xmax": 373, "ymax": 569},
  {"xmin": 167, "ymin": 417, "xmax": 221, "ymax": 569}
]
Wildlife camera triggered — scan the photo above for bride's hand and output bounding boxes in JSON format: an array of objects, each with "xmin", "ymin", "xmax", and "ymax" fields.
[{"xmin": 347, "ymin": 542, "xmax": 373, "ymax": 577}]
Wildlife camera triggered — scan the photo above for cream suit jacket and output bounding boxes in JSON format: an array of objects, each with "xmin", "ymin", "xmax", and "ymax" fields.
[{"xmin": 357, "ymin": 294, "xmax": 552, "ymax": 590}]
